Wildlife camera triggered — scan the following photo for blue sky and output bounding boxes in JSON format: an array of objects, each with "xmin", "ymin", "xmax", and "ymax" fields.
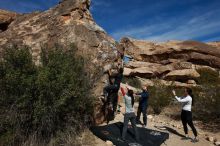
[{"xmin": 1, "ymin": 0, "xmax": 220, "ymax": 42}]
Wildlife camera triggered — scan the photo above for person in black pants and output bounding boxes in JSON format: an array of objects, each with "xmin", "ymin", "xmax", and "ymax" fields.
[
  {"xmin": 172, "ymin": 88, "xmax": 198, "ymax": 142},
  {"xmin": 136, "ymin": 85, "xmax": 149, "ymax": 127}
]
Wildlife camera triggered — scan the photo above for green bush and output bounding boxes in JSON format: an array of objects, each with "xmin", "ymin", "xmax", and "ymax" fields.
[
  {"xmin": 148, "ymin": 81, "xmax": 172, "ymax": 114},
  {"xmin": 197, "ymin": 68, "xmax": 220, "ymax": 85},
  {"xmin": 192, "ymin": 68, "xmax": 220, "ymax": 121},
  {"xmin": 0, "ymin": 45, "xmax": 95, "ymax": 146},
  {"xmin": 0, "ymin": 46, "xmax": 37, "ymax": 145},
  {"xmin": 122, "ymin": 77, "xmax": 141, "ymax": 88},
  {"xmin": 192, "ymin": 86, "xmax": 220, "ymax": 121}
]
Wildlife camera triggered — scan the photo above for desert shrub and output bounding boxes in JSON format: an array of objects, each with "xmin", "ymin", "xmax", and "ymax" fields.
[
  {"xmin": 148, "ymin": 81, "xmax": 173, "ymax": 114},
  {"xmin": 192, "ymin": 68, "xmax": 220, "ymax": 121},
  {"xmin": 0, "ymin": 45, "xmax": 95, "ymax": 146},
  {"xmin": 192, "ymin": 86, "xmax": 220, "ymax": 121},
  {"xmin": 197, "ymin": 68, "xmax": 220, "ymax": 85},
  {"xmin": 122, "ymin": 77, "xmax": 141, "ymax": 88},
  {"xmin": 0, "ymin": 46, "xmax": 37, "ymax": 145}
]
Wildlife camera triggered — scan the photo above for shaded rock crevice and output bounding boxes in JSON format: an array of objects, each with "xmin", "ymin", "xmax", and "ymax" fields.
[
  {"xmin": 0, "ymin": 22, "xmax": 10, "ymax": 31},
  {"xmin": 0, "ymin": 9, "xmax": 18, "ymax": 32}
]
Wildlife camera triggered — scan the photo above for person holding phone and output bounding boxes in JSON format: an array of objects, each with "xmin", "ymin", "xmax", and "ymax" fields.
[{"xmin": 172, "ymin": 88, "xmax": 198, "ymax": 142}]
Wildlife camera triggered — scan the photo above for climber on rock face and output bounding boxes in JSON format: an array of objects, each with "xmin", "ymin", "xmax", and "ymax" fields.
[
  {"xmin": 103, "ymin": 64, "xmax": 124, "ymax": 122},
  {"xmin": 104, "ymin": 76, "xmax": 117, "ymax": 123},
  {"xmin": 111, "ymin": 67, "xmax": 124, "ymax": 91}
]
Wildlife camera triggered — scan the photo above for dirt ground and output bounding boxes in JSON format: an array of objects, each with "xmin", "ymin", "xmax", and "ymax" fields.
[{"xmin": 85, "ymin": 102, "xmax": 220, "ymax": 146}]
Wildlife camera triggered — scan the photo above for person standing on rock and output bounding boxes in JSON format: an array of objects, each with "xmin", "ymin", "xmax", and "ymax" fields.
[
  {"xmin": 172, "ymin": 88, "xmax": 198, "ymax": 142},
  {"xmin": 136, "ymin": 85, "xmax": 149, "ymax": 128},
  {"xmin": 120, "ymin": 86, "xmax": 139, "ymax": 142}
]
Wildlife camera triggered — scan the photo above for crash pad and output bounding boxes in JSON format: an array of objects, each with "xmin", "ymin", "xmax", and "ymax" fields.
[{"xmin": 90, "ymin": 122, "xmax": 169, "ymax": 146}]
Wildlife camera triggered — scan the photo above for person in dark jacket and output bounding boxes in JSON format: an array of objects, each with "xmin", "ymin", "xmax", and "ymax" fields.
[
  {"xmin": 136, "ymin": 85, "xmax": 149, "ymax": 127},
  {"xmin": 104, "ymin": 77, "xmax": 117, "ymax": 123}
]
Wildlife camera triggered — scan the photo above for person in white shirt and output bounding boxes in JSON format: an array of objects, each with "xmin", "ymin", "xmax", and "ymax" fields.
[{"xmin": 172, "ymin": 88, "xmax": 198, "ymax": 142}]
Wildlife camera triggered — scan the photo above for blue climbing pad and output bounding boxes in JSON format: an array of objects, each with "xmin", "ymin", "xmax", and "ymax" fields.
[{"xmin": 90, "ymin": 122, "xmax": 169, "ymax": 146}]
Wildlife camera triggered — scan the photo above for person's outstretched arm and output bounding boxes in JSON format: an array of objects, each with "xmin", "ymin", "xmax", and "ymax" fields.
[
  {"xmin": 120, "ymin": 87, "xmax": 127, "ymax": 114},
  {"xmin": 175, "ymin": 96, "xmax": 190, "ymax": 103},
  {"xmin": 172, "ymin": 90, "xmax": 190, "ymax": 103},
  {"xmin": 135, "ymin": 91, "xmax": 141, "ymax": 96},
  {"xmin": 120, "ymin": 87, "xmax": 126, "ymax": 96}
]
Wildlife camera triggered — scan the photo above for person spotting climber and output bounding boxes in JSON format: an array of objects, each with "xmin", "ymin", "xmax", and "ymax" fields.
[
  {"xmin": 120, "ymin": 86, "xmax": 139, "ymax": 141},
  {"xmin": 172, "ymin": 88, "xmax": 198, "ymax": 142},
  {"xmin": 136, "ymin": 85, "xmax": 149, "ymax": 127}
]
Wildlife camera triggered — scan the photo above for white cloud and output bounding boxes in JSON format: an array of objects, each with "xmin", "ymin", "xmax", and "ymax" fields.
[
  {"xmin": 110, "ymin": 9, "xmax": 220, "ymax": 42},
  {"xmin": 90, "ymin": 0, "xmax": 111, "ymax": 11}
]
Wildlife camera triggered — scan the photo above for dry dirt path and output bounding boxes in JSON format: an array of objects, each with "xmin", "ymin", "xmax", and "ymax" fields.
[{"xmin": 87, "ymin": 103, "xmax": 220, "ymax": 146}]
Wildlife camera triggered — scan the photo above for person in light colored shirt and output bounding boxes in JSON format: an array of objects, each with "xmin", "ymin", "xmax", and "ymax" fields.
[
  {"xmin": 172, "ymin": 88, "xmax": 198, "ymax": 142},
  {"xmin": 120, "ymin": 87, "xmax": 139, "ymax": 141}
]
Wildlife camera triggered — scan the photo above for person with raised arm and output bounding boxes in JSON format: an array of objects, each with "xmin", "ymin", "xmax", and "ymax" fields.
[
  {"xmin": 136, "ymin": 85, "xmax": 149, "ymax": 127},
  {"xmin": 120, "ymin": 86, "xmax": 139, "ymax": 142},
  {"xmin": 172, "ymin": 88, "xmax": 198, "ymax": 142}
]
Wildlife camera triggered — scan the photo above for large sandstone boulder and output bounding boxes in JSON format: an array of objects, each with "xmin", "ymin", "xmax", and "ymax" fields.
[
  {"xmin": 136, "ymin": 76, "xmax": 197, "ymax": 87},
  {"xmin": 121, "ymin": 37, "xmax": 220, "ymax": 68},
  {"xmin": 165, "ymin": 69, "xmax": 200, "ymax": 81},
  {"xmin": 120, "ymin": 37, "xmax": 220, "ymax": 86},
  {"xmin": 0, "ymin": 0, "xmax": 123, "ymax": 124},
  {"xmin": 124, "ymin": 61, "xmax": 173, "ymax": 77},
  {"xmin": 195, "ymin": 64, "xmax": 217, "ymax": 72},
  {"xmin": 123, "ymin": 67, "xmax": 133, "ymax": 76},
  {"xmin": 123, "ymin": 67, "xmax": 154, "ymax": 77}
]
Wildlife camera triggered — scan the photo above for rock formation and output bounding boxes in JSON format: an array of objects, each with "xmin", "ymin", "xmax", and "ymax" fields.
[
  {"xmin": 120, "ymin": 37, "xmax": 220, "ymax": 87},
  {"xmin": 0, "ymin": 0, "xmax": 123, "ymax": 124},
  {"xmin": 1, "ymin": 0, "xmax": 220, "ymax": 124}
]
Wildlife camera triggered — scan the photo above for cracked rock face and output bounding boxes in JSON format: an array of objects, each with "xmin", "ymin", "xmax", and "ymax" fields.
[{"xmin": 0, "ymin": 0, "xmax": 123, "ymax": 124}]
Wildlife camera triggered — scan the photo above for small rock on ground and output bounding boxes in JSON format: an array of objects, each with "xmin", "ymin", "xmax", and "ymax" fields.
[{"xmin": 206, "ymin": 136, "xmax": 215, "ymax": 142}]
